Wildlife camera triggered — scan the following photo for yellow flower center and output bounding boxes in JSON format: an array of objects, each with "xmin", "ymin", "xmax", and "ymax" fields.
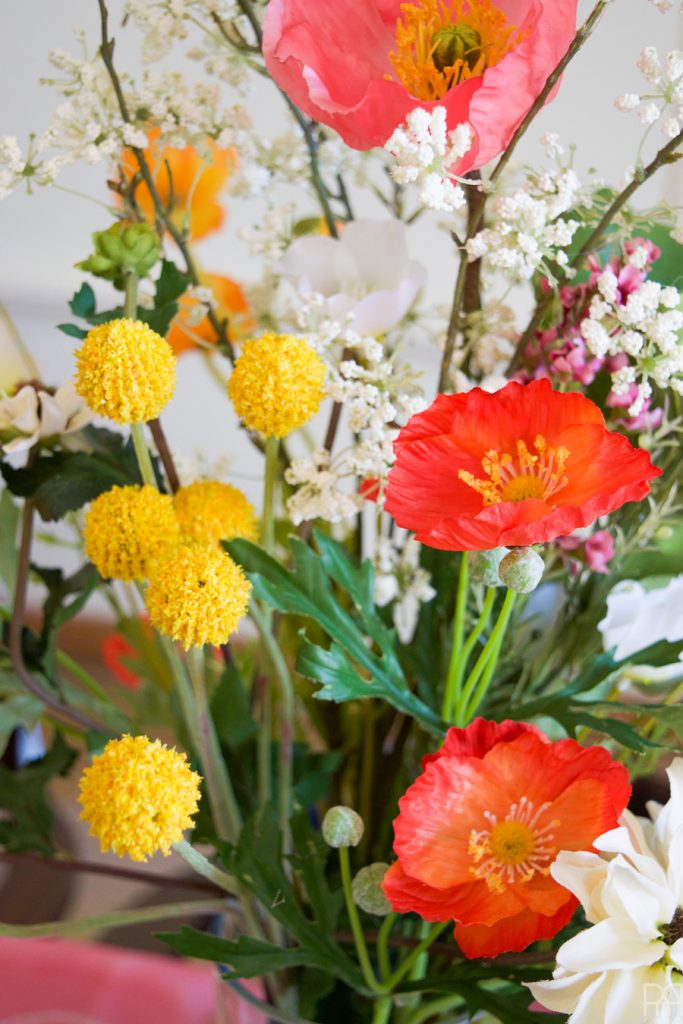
[
  {"xmin": 389, "ymin": 0, "xmax": 527, "ymax": 102},
  {"xmin": 459, "ymin": 434, "xmax": 570, "ymax": 507},
  {"xmin": 468, "ymin": 797, "xmax": 559, "ymax": 894}
]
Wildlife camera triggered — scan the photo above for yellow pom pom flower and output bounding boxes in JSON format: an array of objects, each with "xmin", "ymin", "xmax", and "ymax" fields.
[
  {"xmin": 228, "ymin": 332, "xmax": 326, "ymax": 437},
  {"xmin": 84, "ymin": 484, "xmax": 181, "ymax": 582},
  {"xmin": 74, "ymin": 318, "xmax": 176, "ymax": 424},
  {"xmin": 79, "ymin": 734, "xmax": 201, "ymax": 862},
  {"xmin": 146, "ymin": 543, "xmax": 251, "ymax": 649},
  {"xmin": 174, "ymin": 480, "xmax": 258, "ymax": 547}
]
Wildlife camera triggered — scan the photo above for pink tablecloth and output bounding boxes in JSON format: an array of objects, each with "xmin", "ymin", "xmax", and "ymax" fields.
[{"xmin": 0, "ymin": 937, "xmax": 266, "ymax": 1024}]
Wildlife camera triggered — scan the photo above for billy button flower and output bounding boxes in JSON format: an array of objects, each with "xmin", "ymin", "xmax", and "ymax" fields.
[
  {"xmin": 382, "ymin": 718, "xmax": 631, "ymax": 958},
  {"xmin": 228, "ymin": 332, "xmax": 326, "ymax": 439},
  {"xmin": 145, "ymin": 542, "xmax": 251, "ymax": 650},
  {"xmin": 79, "ymin": 734, "xmax": 201, "ymax": 862},
  {"xmin": 173, "ymin": 480, "xmax": 258, "ymax": 547},
  {"xmin": 74, "ymin": 318, "xmax": 176, "ymax": 425},
  {"xmin": 385, "ymin": 379, "xmax": 661, "ymax": 551},
  {"xmin": 83, "ymin": 484, "xmax": 182, "ymax": 583}
]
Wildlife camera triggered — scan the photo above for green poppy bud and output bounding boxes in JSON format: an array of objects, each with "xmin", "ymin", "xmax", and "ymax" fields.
[
  {"xmin": 351, "ymin": 863, "xmax": 392, "ymax": 916},
  {"xmin": 498, "ymin": 547, "xmax": 545, "ymax": 594},
  {"xmin": 468, "ymin": 547, "xmax": 509, "ymax": 588},
  {"xmin": 321, "ymin": 806, "xmax": 364, "ymax": 848}
]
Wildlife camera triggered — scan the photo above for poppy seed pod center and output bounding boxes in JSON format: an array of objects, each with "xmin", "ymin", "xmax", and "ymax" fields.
[{"xmin": 431, "ymin": 24, "xmax": 481, "ymax": 74}]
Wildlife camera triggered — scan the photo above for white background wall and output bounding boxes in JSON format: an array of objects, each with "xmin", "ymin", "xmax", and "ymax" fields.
[{"xmin": 1, "ymin": 0, "xmax": 682, "ymax": 498}]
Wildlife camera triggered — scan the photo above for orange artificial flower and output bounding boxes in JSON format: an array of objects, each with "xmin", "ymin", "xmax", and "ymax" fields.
[
  {"xmin": 385, "ymin": 379, "xmax": 660, "ymax": 551},
  {"xmin": 167, "ymin": 272, "xmax": 254, "ymax": 355},
  {"xmin": 120, "ymin": 129, "xmax": 235, "ymax": 242},
  {"xmin": 102, "ymin": 633, "xmax": 141, "ymax": 691},
  {"xmin": 382, "ymin": 718, "xmax": 631, "ymax": 958}
]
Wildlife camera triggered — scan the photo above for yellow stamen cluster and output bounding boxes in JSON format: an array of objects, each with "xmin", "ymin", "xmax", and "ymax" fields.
[
  {"xmin": 145, "ymin": 542, "xmax": 251, "ymax": 649},
  {"xmin": 79, "ymin": 734, "xmax": 201, "ymax": 862},
  {"xmin": 228, "ymin": 332, "xmax": 326, "ymax": 438},
  {"xmin": 84, "ymin": 484, "xmax": 181, "ymax": 582},
  {"xmin": 390, "ymin": 0, "xmax": 527, "ymax": 102},
  {"xmin": 174, "ymin": 480, "xmax": 258, "ymax": 547},
  {"xmin": 459, "ymin": 435, "xmax": 570, "ymax": 507},
  {"xmin": 468, "ymin": 798, "xmax": 558, "ymax": 894},
  {"xmin": 74, "ymin": 318, "xmax": 176, "ymax": 424}
]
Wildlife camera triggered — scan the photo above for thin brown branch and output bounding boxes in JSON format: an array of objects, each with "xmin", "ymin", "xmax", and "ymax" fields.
[
  {"xmin": 0, "ymin": 851, "xmax": 219, "ymax": 894},
  {"xmin": 8, "ymin": 499, "xmax": 102, "ymax": 732},
  {"xmin": 148, "ymin": 418, "xmax": 180, "ymax": 493}
]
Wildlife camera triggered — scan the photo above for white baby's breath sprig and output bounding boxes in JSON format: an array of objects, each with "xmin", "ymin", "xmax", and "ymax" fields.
[{"xmin": 385, "ymin": 107, "xmax": 473, "ymax": 213}]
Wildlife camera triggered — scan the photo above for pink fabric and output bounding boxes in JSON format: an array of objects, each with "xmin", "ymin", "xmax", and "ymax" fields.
[
  {"xmin": 0, "ymin": 937, "xmax": 265, "ymax": 1024},
  {"xmin": 263, "ymin": 0, "xmax": 579, "ymax": 173}
]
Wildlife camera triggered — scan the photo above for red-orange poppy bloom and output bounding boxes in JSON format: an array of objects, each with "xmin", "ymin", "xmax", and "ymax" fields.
[
  {"xmin": 384, "ymin": 379, "xmax": 660, "ymax": 551},
  {"xmin": 382, "ymin": 718, "xmax": 631, "ymax": 958},
  {"xmin": 101, "ymin": 633, "xmax": 142, "ymax": 691},
  {"xmin": 119, "ymin": 129, "xmax": 235, "ymax": 242},
  {"xmin": 167, "ymin": 272, "xmax": 254, "ymax": 355}
]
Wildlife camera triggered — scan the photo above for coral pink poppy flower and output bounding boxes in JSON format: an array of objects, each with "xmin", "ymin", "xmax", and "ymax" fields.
[
  {"xmin": 384, "ymin": 379, "xmax": 660, "ymax": 551},
  {"xmin": 263, "ymin": 0, "xmax": 579, "ymax": 173},
  {"xmin": 382, "ymin": 719, "xmax": 631, "ymax": 958}
]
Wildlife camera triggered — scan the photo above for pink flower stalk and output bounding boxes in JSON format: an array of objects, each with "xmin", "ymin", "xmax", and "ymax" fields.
[
  {"xmin": 607, "ymin": 386, "xmax": 664, "ymax": 433},
  {"xmin": 263, "ymin": 0, "xmax": 579, "ymax": 174},
  {"xmin": 557, "ymin": 529, "xmax": 615, "ymax": 575}
]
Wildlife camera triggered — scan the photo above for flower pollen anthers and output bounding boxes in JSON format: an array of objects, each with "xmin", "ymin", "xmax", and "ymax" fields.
[
  {"xmin": 382, "ymin": 719, "xmax": 631, "ymax": 958},
  {"xmin": 145, "ymin": 543, "xmax": 251, "ymax": 650},
  {"xmin": 74, "ymin": 318, "xmax": 176, "ymax": 424},
  {"xmin": 84, "ymin": 485, "xmax": 182, "ymax": 583},
  {"xmin": 529, "ymin": 756, "xmax": 683, "ymax": 1022},
  {"xmin": 79, "ymin": 734, "xmax": 201, "ymax": 862},
  {"xmin": 263, "ymin": 0, "xmax": 579, "ymax": 175},
  {"xmin": 385, "ymin": 108, "xmax": 472, "ymax": 212},
  {"xmin": 228, "ymin": 332, "xmax": 326, "ymax": 438},
  {"xmin": 173, "ymin": 480, "xmax": 258, "ymax": 547},
  {"xmin": 385, "ymin": 379, "xmax": 661, "ymax": 551}
]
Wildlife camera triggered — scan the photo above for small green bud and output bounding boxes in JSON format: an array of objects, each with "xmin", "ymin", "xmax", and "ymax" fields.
[
  {"xmin": 77, "ymin": 221, "xmax": 161, "ymax": 289},
  {"xmin": 498, "ymin": 547, "xmax": 544, "ymax": 594},
  {"xmin": 656, "ymin": 525, "xmax": 674, "ymax": 542},
  {"xmin": 468, "ymin": 548, "xmax": 509, "ymax": 588},
  {"xmin": 351, "ymin": 863, "xmax": 391, "ymax": 916},
  {"xmin": 431, "ymin": 24, "xmax": 481, "ymax": 74},
  {"xmin": 321, "ymin": 806, "xmax": 364, "ymax": 848}
]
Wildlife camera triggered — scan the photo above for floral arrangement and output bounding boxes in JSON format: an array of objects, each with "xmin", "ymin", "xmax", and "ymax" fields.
[{"xmin": 2, "ymin": 1, "xmax": 683, "ymax": 1022}]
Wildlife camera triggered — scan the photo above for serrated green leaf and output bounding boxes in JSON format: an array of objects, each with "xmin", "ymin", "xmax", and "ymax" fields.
[
  {"xmin": 0, "ymin": 670, "xmax": 44, "ymax": 758},
  {"xmin": 68, "ymin": 283, "xmax": 96, "ymax": 319},
  {"xmin": 0, "ymin": 733, "xmax": 76, "ymax": 854},
  {"xmin": 158, "ymin": 929, "xmax": 317, "ymax": 976},
  {"xmin": 225, "ymin": 537, "xmax": 444, "ymax": 734},
  {"xmin": 56, "ymin": 323, "xmax": 87, "ymax": 340}
]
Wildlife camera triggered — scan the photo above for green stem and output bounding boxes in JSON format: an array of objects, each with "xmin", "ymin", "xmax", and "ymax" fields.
[
  {"xmin": 0, "ymin": 898, "xmax": 226, "ymax": 939},
  {"xmin": 455, "ymin": 590, "xmax": 517, "ymax": 727},
  {"xmin": 257, "ymin": 678, "xmax": 273, "ymax": 807},
  {"xmin": 186, "ymin": 645, "xmax": 243, "ymax": 843},
  {"xmin": 339, "ymin": 846, "xmax": 382, "ymax": 993},
  {"xmin": 383, "ymin": 923, "xmax": 449, "ymax": 991},
  {"xmin": 263, "ymin": 434, "xmax": 280, "ymax": 555},
  {"xmin": 371, "ymin": 998, "xmax": 393, "ymax": 1024},
  {"xmin": 56, "ymin": 649, "xmax": 110, "ymax": 702},
  {"xmin": 124, "ymin": 270, "xmax": 138, "ymax": 319},
  {"xmin": 250, "ymin": 601, "xmax": 295, "ymax": 856},
  {"xmin": 405, "ymin": 995, "xmax": 465, "ymax": 1024},
  {"xmin": 173, "ymin": 838, "xmax": 239, "ymax": 895},
  {"xmin": 447, "ymin": 587, "xmax": 497, "ymax": 723},
  {"xmin": 131, "ymin": 422, "xmax": 158, "ymax": 488},
  {"xmin": 463, "ymin": 615, "xmax": 509, "ymax": 723},
  {"xmin": 441, "ymin": 556, "xmax": 469, "ymax": 721},
  {"xmin": 376, "ymin": 912, "xmax": 396, "ymax": 983}
]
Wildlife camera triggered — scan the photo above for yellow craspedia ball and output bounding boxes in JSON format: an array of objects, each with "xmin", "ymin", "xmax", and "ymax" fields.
[
  {"xmin": 74, "ymin": 317, "xmax": 176, "ymax": 424},
  {"xmin": 174, "ymin": 480, "xmax": 258, "ymax": 547},
  {"xmin": 146, "ymin": 543, "xmax": 251, "ymax": 649},
  {"xmin": 84, "ymin": 484, "xmax": 181, "ymax": 582},
  {"xmin": 227, "ymin": 332, "xmax": 326, "ymax": 437},
  {"xmin": 79, "ymin": 734, "xmax": 201, "ymax": 862}
]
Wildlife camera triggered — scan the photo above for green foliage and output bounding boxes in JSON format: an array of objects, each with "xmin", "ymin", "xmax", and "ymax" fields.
[
  {"xmin": 225, "ymin": 534, "xmax": 444, "ymax": 735},
  {"xmin": 0, "ymin": 426, "xmax": 150, "ymax": 520},
  {"xmin": 161, "ymin": 810, "xmax": 362, "ymax": 990},
  {"xmin": 0, "ymin": 487, "xmax": 20, "ymax": 597},
  {"xmin": 0, "ymin": 733, "xmax": 76, "ymax": 854},
  {"xmin": 32, "ymin": 563, "xmax": 100, "ymax": 670},
  {"xmin": 0, "ymin": 667, "xmax": 44, "ymax": 758}
]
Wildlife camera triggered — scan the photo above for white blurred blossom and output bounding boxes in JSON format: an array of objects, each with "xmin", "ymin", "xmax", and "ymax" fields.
[
  {"xmin": 373, "ymin": 535, "xmax": 435, "ymax": 644},
  {"xmin": 0, "ymin": 382, "xmax": 92, "ymax": 454},
  {"xmin": 385, "ymin": 107, "xmax": 473, "ymax": 213},
  {"xmin": 599, "ymin": 577, "xmax": 683, "ymax": 661}
]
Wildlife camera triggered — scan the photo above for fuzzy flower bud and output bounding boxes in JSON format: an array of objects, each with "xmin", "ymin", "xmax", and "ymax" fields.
[
  {"xmin": 467, "ymin": 547, "xmax": 509, "ymax": 587},
  {"xmin": 351, "ymin": 863, "xmax": 392, "ymax": 916},
  {"xmin": 321, "ymin": 806, "xmax": 364, "ymax": 848},
  {"xmin": 498, "ymin": 547, "xmax": 545, "ymax": 594}
]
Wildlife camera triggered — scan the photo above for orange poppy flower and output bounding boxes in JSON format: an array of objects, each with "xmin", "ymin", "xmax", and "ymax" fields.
[
  {"xmin": 101, "ymin": 633, "xmax": 141, "ymax": 691},
  {"xmin": 385, "ymin": 379, "xmax": 660, "ymax": 551},
  {"xmin": 167, "ymin": 272, "xmax": 254, "ymax": 355},
  {"xmin": 120, "ymin": 129, "xmax": 235, "ymax": 242},
  {"xmin": 382, "ymin": 718, "xmax": 631, "ymax": 958}
]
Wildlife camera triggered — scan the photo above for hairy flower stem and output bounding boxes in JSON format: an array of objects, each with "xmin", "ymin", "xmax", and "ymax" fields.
[
  {"xmin": 441, "ymin": 555, "xmax": 469, "ymax": 720},
  {"xmin": 405, "ymin": 995, "xmax": 466, "ymax": 1024},
  {"xmin": 173, "ymin": 838, "xmax": 239, "ymax": 895},
  {"xmin": 455, "ymin": 589, "xmax": 517, "ymax": 726},
  {"xmin": 339, "ymin": 846, "xmax": 383, "ymax": 993},
  {"xmin": 0, "ymin": 898, "xmax": 227, "ymax": 939},
  {"xmin": 509, "ymin": 125, "xmax": 683, "ymax": 371},
  {"xmin": 376, "ymin": 913, "xmax": 397, "ymax": 982},
  {"xmin": 444, "ymin": 583, "xmax": 497, "ymax": 724}
]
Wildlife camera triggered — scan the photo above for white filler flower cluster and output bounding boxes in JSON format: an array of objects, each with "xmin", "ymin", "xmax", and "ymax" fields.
[{"xmin": 385, "ymin": 107, "xmax": 473, "ymax": 213}]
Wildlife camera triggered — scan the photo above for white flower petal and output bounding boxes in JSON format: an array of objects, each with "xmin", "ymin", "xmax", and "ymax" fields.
[
  {"xmin": 558, "ymin": 918, "xmax": 665, "ymax": 972},
  {"xmin": 527, "ymin": 969, "xmax": 599, "ymax": 1013}
]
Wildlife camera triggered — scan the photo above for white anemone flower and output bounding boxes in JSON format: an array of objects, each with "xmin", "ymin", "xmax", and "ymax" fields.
[
  {"xmin": 599, "ymin": 578, "xmax": 683, "ymax": 662},
  {"xmin": 275, "ymin": 219, "xmax": 427, "ymax": 336},
  {"xmin": 529, "ymin": 758, "xmax": 683, "ymax": 1023},
  {"xmin": 0, "ymin": 381, "xmax": 92, "ymax": 454}
]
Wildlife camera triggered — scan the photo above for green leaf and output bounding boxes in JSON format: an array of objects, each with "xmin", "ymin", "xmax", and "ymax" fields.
[
  {"xmin": 0, "ymin": 435, "xmax": 144, "ymax": 521},
  {"xmin": 0, "ymin": 487, "xmax": 20, "ymax": 596},
  {"xmin": 158, "ymin": 929, "xmax": 321, "ymax": 977},
  {"xmin": 140, "ymin": 259, "xmax": 191, "ymax": 337},
  {"xmin": 225, "ymin": 537, "xmax": 444, "ymax": 734},
  {"xmin": 211, "ymin": 662, "xmax": 258, "ymax": 750},
  {"xmin": 32, "ymin": 563, "xmax": 100, "ymax": 671},
  {"xmin": 0, "ymin": 669, "xmax": 44, "ymax": 758},
  {"xmin": 0, "ymin": 733, "xmax": 76, "ymax": 854},
  {"xmin": 56, "ymin": 323, "xmax": 87, "ymax": 340},
  {"xmin": 69, "ymin": 283, "xmax": 96, "ymax": 319},
  {"xmin": 289, "ymin": 812, "xmax": 343, "ymax": 934}
]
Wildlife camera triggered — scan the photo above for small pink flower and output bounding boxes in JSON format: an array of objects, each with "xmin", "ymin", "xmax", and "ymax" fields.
[
  {"xmin": 584, "ymin": 530, "xmax": 615, "ymax": 574},
  {"xmin": 263, "ymin": 0, "xmax": 579, "ymax": 173}
]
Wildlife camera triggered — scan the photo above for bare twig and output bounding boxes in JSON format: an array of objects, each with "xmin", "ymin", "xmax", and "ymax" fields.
[
  {"xmin": 0, "ymin": 850, "xmax": 219, "ymax": 893},
  {"xmin": 148, "ymin": 417, "xmax": 180, "ymax": 493}
]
